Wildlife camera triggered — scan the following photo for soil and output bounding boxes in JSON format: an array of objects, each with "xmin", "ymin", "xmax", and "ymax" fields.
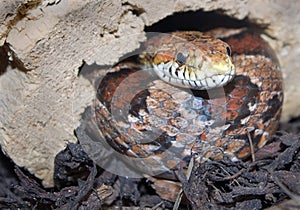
[{"xmin": 0, "ymin": 114, "xmax": 299, "ymax": 210}]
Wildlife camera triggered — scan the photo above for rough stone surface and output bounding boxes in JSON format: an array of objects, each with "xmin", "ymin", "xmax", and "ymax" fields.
[{"xmin": 0, "ymin": 0, "xmax": 298, "ymax": 186}]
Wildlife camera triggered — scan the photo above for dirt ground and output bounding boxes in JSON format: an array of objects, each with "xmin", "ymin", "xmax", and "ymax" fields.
[{"xmin": 0, "ymin": 112, "xmax": 299, "ymax": 210}]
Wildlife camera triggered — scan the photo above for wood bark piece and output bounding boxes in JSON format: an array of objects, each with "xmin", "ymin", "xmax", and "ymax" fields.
[
  {"xmin": 0, "ymin": 0, "xmax": 299, "ymax": 187},
  {"xmin": 0, "ymin": 0, "xmax": 145, "ymax": 187}
]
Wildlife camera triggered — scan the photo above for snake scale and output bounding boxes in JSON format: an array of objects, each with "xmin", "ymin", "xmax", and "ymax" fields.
[{"xmin": 94, "ymin": 29, "xmax": 283, "ymax": 177}]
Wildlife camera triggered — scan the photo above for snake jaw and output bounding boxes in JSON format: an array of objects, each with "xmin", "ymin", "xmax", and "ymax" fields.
[{"xmin": 152, "ymin": 57, "xmax": 235, "ymax": 90}]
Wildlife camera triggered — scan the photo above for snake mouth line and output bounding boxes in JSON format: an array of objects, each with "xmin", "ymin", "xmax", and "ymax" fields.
[{"xmin": 152, "ymin": 62, "xmax": 235, "ymax": 89}]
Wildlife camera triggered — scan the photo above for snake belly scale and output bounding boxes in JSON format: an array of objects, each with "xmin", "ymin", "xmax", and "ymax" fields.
[{"xmin": 95, "ymin": 29, "xmax": 283, "ymax": 174}]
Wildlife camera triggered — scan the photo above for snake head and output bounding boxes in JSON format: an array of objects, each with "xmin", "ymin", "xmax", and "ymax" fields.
[{"xmin": 144, "ymin": 32, "xmax": 236, "ymax": 90}]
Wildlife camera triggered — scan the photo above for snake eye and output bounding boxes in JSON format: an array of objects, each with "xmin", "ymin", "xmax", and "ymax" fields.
[
  {"xmin": 226, "ymin": 46, "xmax": 231, "ymax": 56},
  {"xmin": 176, "ymin": 52, "xmax": 187, "ymax": 64}
]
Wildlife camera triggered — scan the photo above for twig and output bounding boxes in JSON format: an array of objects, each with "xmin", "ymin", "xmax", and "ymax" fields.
[
  {"xmin": 151, "ymin": 201, "xmax": 164, "ymax": 210},
  {"xmin": 273, "ymin": 176, "xmax": 300, "ymax": 204},
  {"xmin": 173, "ymin": 157, "xmax": 194, "ymax": 210},
  {"xmin": 246, "ymin": 129, "xmax": 255, "ymax": 162}
]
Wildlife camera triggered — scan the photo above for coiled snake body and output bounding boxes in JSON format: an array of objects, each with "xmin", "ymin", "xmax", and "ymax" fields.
[{"xmin": 95, "ymin": 29, "xmax": 283, "ymax": 176}]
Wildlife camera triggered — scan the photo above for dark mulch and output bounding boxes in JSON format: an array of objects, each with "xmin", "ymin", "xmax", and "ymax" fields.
[
  {"xmin": 0, "ymin": 116, "xmax": 299, "ymax": 209},
  {"xmin": 179, "ymin": 131, "xmax": 300, "ymax": 209}
]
